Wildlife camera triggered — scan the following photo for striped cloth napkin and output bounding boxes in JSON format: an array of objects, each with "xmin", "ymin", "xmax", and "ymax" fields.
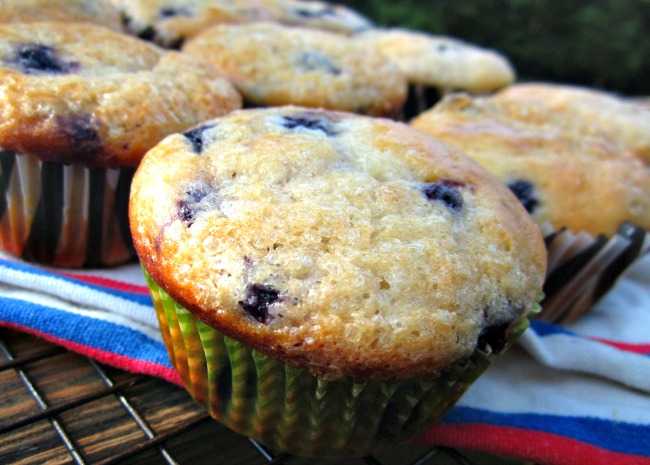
[{"xmin": 0, "ymin": 252, "xmax": 648, "ymax": 465}]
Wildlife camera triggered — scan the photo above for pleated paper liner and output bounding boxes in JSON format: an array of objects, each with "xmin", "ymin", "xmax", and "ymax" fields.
[
  {"xmin": 0, "ymin": 150, "xmax": 136, "ymax": 268},
  {"xmin": 539, "ymin": 222, "xmax": 649, "ymax": 323},
  {"xmin": 145, "ymin": 271, "xmax": 535, "ymax": 457},
  {"xmin": 400, "ymin": 84, "xmax": 443, "ymax": 121}
]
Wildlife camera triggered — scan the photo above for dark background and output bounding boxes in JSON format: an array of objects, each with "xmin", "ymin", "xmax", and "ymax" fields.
[{"xmin": 346, "ymin": 0, "xmax": 650, "ymax": 96}]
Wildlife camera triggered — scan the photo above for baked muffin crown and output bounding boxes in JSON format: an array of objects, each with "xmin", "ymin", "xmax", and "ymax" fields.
[
  {"xmin": 358, "ymin": 29, "xmax": 515, "ymax": 93},
  {"xmin": 264, "ymin": 0, "xmax": 372, "ymax": 34},
  {"xmin": 113, "ymin": 0, "xmax": 371, "ymax": 48},
  {"xmin": 0, "ymin": 22, "xmax": 241, "ymax": 167},
  {"xmin": 183, "ymin": 22, "xmax": 406, "ymax": 116},
  {"xmin": 493, "ymin": 83, "xmax": 650, "ymax": 164},
  {"xmin": 412, "ymin": 94, "xmax": 650, "ymax": 235},
  {"xmin": 112, "ymin": 0, "xmax": 277, "ymax": 48},
  {"xmin": 130, "ymin": 107, "xmax": 546, "ymax": 379},
  {"xmin": 0, "ymin": 0, "xmax": 123, "ymax": 31}
]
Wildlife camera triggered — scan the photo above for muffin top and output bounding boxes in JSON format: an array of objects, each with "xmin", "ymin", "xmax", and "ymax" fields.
[
  {"xmin": 412, "ymin": 94, "xmax": 650, "ymax": 235},
  {"xmin": 130, "ymin": 107, "xmax": 546, "ymax": 380},
  {"xmin": 493, "ymin": 83, "xmax": 650, "ymax": 164},
  {"xmin": 112, "ymin": 0, "xmax": 276, "ymax": 48},
  {"xmin": 112, "ymin": 0, "xmax": 371, "ymax": 48},
  {"xmin": 0, "ymin": 0, "xmax": 123, "ymax": 31},
  {"xmin": 0, "ymin": 22, "xmax": 241, "ymax": 168},
  {"xmin": 264, "ymin": 0, "xmax": 372, "ymax": 34},
  {"xmin": 183, "ymin": 22, "xmax": 407, "ymax": 116},
  {"xmin": 358, "ymin": 29, "xmax": 515, "ymax": 93}
]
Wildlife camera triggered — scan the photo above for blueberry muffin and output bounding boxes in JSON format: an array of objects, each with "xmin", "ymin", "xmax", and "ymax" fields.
[
  {"xmin": 183, "ymin": 22, "xmax": 407, "ymax": 115},
  {"xmin": 263, "ymin": 0, "xmax": 372, "ymax": 34},
  {"xmin": 130, "ymin": 107, "xmax": 546, "ymax": 456},
  {"xmin": 112, "ymin": 0, "xmax": 371, "ymax": 49},
  {"xmin": 357, "ymin": 29, "xmax": 515, "ymax": 119},
  {"xmin": 0, "ymin": 0, "xmax": 123, "ymax": 31},
  {"xmin": 412, "ymin": 94, "xmax": 650, "ymax": 235},
  {"xmin": 0, "ymin": 22, "xmax": 241, "ymax": 267},
  {"xmin": 493, "ymin": 83, "xmax": 650, "ymax": 164},
  {"xmin": 111, "ymin": 0, "xmax": 276, "ymax": 49}
]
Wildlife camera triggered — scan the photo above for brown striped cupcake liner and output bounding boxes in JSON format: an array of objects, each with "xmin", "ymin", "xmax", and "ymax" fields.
[
  {"xmin": 539, "ymin": 222, "xmax": 649, "ymax": 323},
  {"xmin": 400, "ymin": 84, "xmax": 444, "ymax": 121},
  {"xmin": 0, "ymin": 150, "xmax": 135, "ymax": 268}
]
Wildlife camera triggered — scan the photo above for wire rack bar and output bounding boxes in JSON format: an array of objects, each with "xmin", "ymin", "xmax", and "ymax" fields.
[
  {"xmin": 0, "ymin": 329, "xmax": 483, "ymax": 465},
  {"xmin": 0, "ymin": 346, "xmax": 65, "ymax": 372},
  {"xmin": 89, "ymin": 359, "xmax": 186, "ymax": 465},
  {"xmin": 0, "ymin": 336, "xmax": 87, "ymax": 465},
  {"xmin": 0, "ymin": 376, "xmax": 145, "ymax": 435},
  {"xmin": 92, "ymin": 413, "xmax": 210, "ymax": 465}
]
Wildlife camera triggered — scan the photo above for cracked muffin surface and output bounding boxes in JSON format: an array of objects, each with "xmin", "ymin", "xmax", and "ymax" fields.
[
  {"xmin": 183, "ymin": 22, "xmax": 406, "ymax": 116},
  {"xmin": 131, "ymin": 107, "xmax": 545, "ymax": 379},
  {"xmin": 0, "ymin": 0, "xmax": 123, "ymax": 31},
  {"xmin": 0, "ymin": 22, "xmax": 241, "ymax": 167},
  {"xmin": 493, "ymin": 83, "xmax": 650, "ymax": 165},
  {"xmin": 112, "ymin": 0, "xmax": 371, "ymax": 48},
  {"xmin": 412, "ymin": 94, "xmax": 650, "ymax": 235},
  {"xmin": 357, "ymin": 29, "xmax": 515, "ymax": 93}
]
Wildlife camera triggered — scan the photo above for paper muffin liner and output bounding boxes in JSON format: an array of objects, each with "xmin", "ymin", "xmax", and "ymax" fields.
[
  {"xmin": 539, "ymin": 222, "xmax": 649, "ymax": 323},
  {"xmin": 0, "ymin": 150, "xmax": 136, "ymax": 268},
  {"xmin": 145, "ymin": 271, "xmax": 533, "ymax": 457},
  {"xmin": 400, "ymin": 84, "xmax": 443, "ymax": 121}
]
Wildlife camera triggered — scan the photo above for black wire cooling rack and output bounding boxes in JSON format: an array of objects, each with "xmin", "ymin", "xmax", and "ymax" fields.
[{"xmin": 0, "ymin": 329, "xmax": 522, "ymax": 465}]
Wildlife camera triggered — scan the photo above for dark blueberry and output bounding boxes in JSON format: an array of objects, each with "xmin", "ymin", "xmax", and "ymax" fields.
[
  {"xmin": 183, "ymin": 124, "xmax": 216, "ymax": 154},
  {"xmin": 477, "ymin": 321, "xmax": 511, "ymax": 354},
  {"xmin": 56, "ymin": 114, "xmax": 101, "ymax": 160},
  {"xmin": 177, "ymin": 184, "xmax": 210, "ymax": 225},
  {"xmin": 422, "ymin": 180, "xmax": 465, "ymax": 212},
  {"xmin": 282, "ymin": 114, "xmax": 337, "ymax": 136},
  {"xmin": 137, "ymin": 26, "xmax": 156, "ymax": 41},
  {"xmin": 507, "ymin": 179, "xmax": 539, "ymax": 214},
  {"xmin": 296, "ymin": 52, "xmax": 341, "ymax": 75},
  {"xmin": 294, "ymin": 5, "xmax": 336, "ymax": 18},
  {"xmin": 239, "ymin": 284, "xmax": 280, "ymax": 324},
  {"xmin": 10, "ymin": 43, "xmax": 78, "ymax": 74},
  {"xmin": 160, "ymin": 7, "xmax": 191, "ymax": 18},
  {"xmin": 120, "ymin": 13, "xmax": 132, "ymax": 28}
]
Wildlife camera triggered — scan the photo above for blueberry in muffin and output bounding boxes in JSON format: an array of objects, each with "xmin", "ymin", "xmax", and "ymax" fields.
[
  {"xmin": 0, "ymin": 22, "xmax": 241, "ymax": 267},
  {"xmin": 183, "ymin": 22, "xmax": 407, "ymax": 116},
  {"xmin": 130, "ymin": 106, "xmax": 545, "ymax": 456}
]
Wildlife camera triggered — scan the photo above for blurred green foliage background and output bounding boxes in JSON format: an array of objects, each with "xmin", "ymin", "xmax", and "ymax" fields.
[{"xmin": 347, "ymin": 0, "xmax": 650, "ymax": 95}]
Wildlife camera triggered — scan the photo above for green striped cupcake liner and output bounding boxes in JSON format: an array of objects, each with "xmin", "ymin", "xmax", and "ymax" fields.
[
  {"xmin": 145, "ymin": 271, "xmax": 533, "ymax": 457},
  {"xmin": 0, "ymin": 150, "xmax": 135, "ymax": 268}
]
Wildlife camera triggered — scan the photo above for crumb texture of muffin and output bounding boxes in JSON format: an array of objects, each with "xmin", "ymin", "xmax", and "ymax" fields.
[
  {"xmin": 493, "ymin": 83, "xmax": 650, "ymax": 164},
  {"xmin": 412, "ymin": 94, "xmax": 650, "ymax": 235},
  {"xmin": 131, "ymin": 107, "xmax": 546, "ymax": 380},
  {"xmin": 112, "ymin": 0, "xmax": 371, "ymax": 48},
  {"xmin": 0, "ymin": 22, "xmax": 242, "ymax": 168},
  {"xmin": 183, "ymin": 22, "xmax": 406, "ymax": 115},
  {"xmin": 0, "ymin": 0, "xmax": 123, "ymax": 31},
  {"xmin": 111, "ymin": 0, "xmax": 276, "ymax": 48},
  {"xmin": 264, "ymin": 0, "xmax": 372, "ymax": 34},
  {"xmin": 357, "ymin": 29, "xmax": 515, "ymax": 93}
]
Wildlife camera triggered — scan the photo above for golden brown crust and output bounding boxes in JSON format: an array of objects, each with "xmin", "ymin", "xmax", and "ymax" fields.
[
  {"xmin": 412, "ymin": 94, "xmax": 650, "ymax": 235},
  {"xmin": 130, "ymin": 107, "xmax": 546, "ymax": 379},
  {"xmin": 493, "ymin": 83, "xmax": 650, "ymax": 165},
  {"xmin": 112, "ymin": 0, "xmax": 371, "ymax": 48},
  {"xmin": 0, "ymin": 0, "xmax": 123, "ymax": 31},
  {"xmin": 183, "ymin": 22, "xmax": 406, "ymax": 116},
  {"xmin": 263, "ymin": 0, "xmax": 372, "ymax": 34},
  {"xmin": 357, "ymin": 29, "xmax": 515, "ymax": 92},
  {"xmin": 0, "ymin": 22, "xmax": 241, "ymax": 167}
]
